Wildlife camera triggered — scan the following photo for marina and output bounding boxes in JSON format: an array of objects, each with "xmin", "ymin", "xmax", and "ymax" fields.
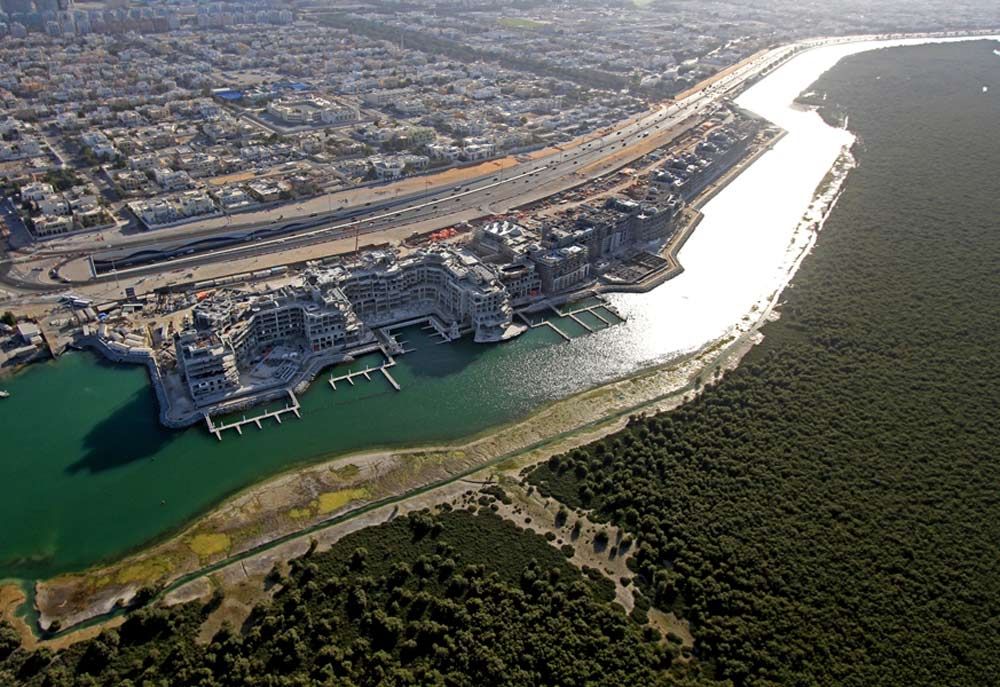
[
  {"xmin": 0, "ymin": 2, "xmax": 995, "ymax": 678},
  {"xmin": 204, "ymin": 390, "xmax": 301, "ymax": 441},
  {"xmin": 515, "ymin": 297, "xmax": 626, "ymax": 342},
  {"xmin": 551, "ymin": 300, "xmax": 626, "ymax": 332},
  {"xmin": 329, "ymin": 355, "xmax": 401, "ymax": 393},
  {"xmin": 7, "ymin": 103, "xmax": 772, "ymax": 435}
]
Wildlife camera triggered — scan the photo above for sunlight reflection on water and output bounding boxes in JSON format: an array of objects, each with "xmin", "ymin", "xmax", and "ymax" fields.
[{"xmin": 534, "ymin": 35, "xmax": 1000, "ymax": 396}]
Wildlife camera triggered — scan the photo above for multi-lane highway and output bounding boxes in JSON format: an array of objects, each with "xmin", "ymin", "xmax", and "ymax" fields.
[{"xmin": 2, "ymin": 40, "xmax": 808, "ymax": 294}]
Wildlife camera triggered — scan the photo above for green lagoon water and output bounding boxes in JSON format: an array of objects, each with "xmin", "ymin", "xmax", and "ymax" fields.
[
  {"xmin": 0, "ymin": 143, "xmax": 830, "ymax": 581},
  {"xmin": 0, "ymin": 322, "xmax": 575, "ymax": 579},
  {"xmin": 0, "ymin": 283, "xmax": 733, "ymax": 582}
]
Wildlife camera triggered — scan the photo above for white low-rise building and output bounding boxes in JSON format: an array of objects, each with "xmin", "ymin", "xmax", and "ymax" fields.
[
  {"xmin": 37, "ymin": 195, "xmax": 70, "ymax": 216},
  {"xmin": 130, "ymin": 190, "xmax": 218, "ymax": 228},
  {"xmin": 153, "ymin": 168, "xmax": 193, "ymax": 191},
  {"xmin": 32, "ymin": 214, "xmax": 75, "ymax": 238},
  {"xmin": 266, "ymin": 96, "xmax": 360, "ymax": 127},
  {"xmin": 0, "ymin": 138, "xmax": 42, "ymax": 161},
  {"xmin": 20, "ymin": 182, "xmax": 56, "ymax": 202},
  {"xmin": 214, "ymin": 186, "xmax": 254, "ymax": 210}
]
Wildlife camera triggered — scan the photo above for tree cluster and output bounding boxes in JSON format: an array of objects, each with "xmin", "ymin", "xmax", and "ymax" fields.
[
  {"xmin": 528, "ymin": 42, "xmax": 1000, "ymax": 687},
  {"xmin": 1, "ymin": 511, "xmax": 695, "ymax": 686}
]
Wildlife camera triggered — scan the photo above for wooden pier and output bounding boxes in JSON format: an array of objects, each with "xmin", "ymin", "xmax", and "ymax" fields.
[
  {"xmin": 568, "ymin": 312, "xmax": 594, "ymax": 332},
  {"xmin": 551, "ymin": 301, "xmax": 625, "ymax": 323},
  {"xmin": 205, "ymin": 390, "xmax": 301, "ymax": 441},
  {"xmin": 329, "ymin": 365, "xmax": 370, "ymax": 389},
  {"xmin": 546, "ymin": 321, "xmax": 572, "ymax": 341},
  {"xmin": 423, "ymin": 319, "xmax": 455, "ymax": 344},
  {"xmin": 589, "ymin": 308, "xmax": 613, "ymax": 326},
  {"xmin": 381, "ymin": 366, "xmax": 401, "ymax": 391},
  {"xmin": 515, "ymin": 297, "xmax": 624, "ymax": 343},
  {"xmin": 329, "ymin": 357, "xmax": 402, "ymax": 393}
]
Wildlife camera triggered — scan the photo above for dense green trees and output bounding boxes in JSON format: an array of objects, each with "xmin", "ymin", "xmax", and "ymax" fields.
[
  {"xmin": 528, "ymin": 41, "xmax": 1000, "ymax": 687},
  {"xmin": 1, "ymin": 511, "xmax": 695, "ymax": 686}
]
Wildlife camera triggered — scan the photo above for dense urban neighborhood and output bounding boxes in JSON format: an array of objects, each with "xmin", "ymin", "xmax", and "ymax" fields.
[{"xmin": 0, "ymin": 0, "xmax": 993, "ymax": 246}]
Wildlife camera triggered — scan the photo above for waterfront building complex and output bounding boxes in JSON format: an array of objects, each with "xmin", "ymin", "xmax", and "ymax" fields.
[
  {"xmin": 175, "ymin": 245, "xmax": 521, "ymax": 406},
  {"xmin": 329, "ymin": 247, "xmax": 517, "ymax": 342},
  {"xmin": 176, "ymin": 276, "xmax": 368, "ymax": 403},
  {"xmin": 174, "ymin": 192, "xmax": 681, "ymax": 407}
]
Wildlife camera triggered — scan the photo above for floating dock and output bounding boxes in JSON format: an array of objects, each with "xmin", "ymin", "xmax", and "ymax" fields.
[
  {"xmin": 551, "ymin": 301, "xmax": 625, "ymax": 323},
  {"xmin": 329, "ymin": 355, "xmax": 402, "ymax": 393},
  {"xmin": 546, "ymin": 321, "xmax": 572, "ymax": 341},
  {"xmin": 205, "ymin": 390, "xmax": 301, "ymax": 441},
  {"xmin": 381, "ymin": 366, "xmax": 401, "ymax": 391},
  {"xmin": 421, "ymin": 317, "xmax": 458, "ymax": 344},
  {"xmin": 589, "ymin": 308, "xmax": 613, "ymax": 326},
  {"xmin": 518, "ymin": 297, "xmax": 624, "ymax": 342}
]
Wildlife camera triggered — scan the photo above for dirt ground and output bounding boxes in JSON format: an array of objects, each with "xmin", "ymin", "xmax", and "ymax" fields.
[{"xmin": 0, "ymin": 584, "xmax": 125, "ymax": 653}]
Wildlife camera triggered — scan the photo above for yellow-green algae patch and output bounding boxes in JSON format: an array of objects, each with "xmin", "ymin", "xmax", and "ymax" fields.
[
  {"xmin": 317, "ymin": 488, "xmax": 369, "ymax": 514},
  {"xmin": 116, "ymin": 558, "xmax": 172, "ymax": 585},
  {"xmin": 330, "ymin": 463, "xmax": 361, "ymax": 481},
  {"xmin": 188, "ymin": 533, "xmax": 231, "ymax": 558},
  {"xmin": 36, "ymin": 318, "xmax": 752, "ymax": 632},
  {"xmin": 288, "ymin": 506, "xmax": 313, "ymax": 520}
]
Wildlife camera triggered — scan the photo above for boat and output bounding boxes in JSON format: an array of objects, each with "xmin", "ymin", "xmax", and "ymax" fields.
[{"xmin": 0, "ymin": 391, "xmax": 9, "ymax": 399}]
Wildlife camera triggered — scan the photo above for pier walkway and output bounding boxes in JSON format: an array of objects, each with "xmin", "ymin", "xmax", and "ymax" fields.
[
  {"xmin": 517, "ymin": 297, "xmax": 625, "ymax": 342},
  {"xmin": 204, "ymin": 390, "xmax": 301, "ymax": 441},
  {"xmin": 551, "ymin": 301, "xmax": 625, "ymax": 323},
  {"xmin": 329, "ymin": 355, "xmax": 402, "ymax": 393},
  {"xmin": 377, "ymin": 315, "xmax": 458, "ymax": 349}
]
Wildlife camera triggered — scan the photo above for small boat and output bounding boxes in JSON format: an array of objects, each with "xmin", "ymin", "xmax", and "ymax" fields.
[{"xmin": 0, "ymin": 391, "xmax": 9, "ymax": 399}]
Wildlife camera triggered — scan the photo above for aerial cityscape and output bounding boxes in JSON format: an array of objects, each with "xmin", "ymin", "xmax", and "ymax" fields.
[{"xmin": 1, "ymin": 1, "xmax": 998, "ymax": 685}]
